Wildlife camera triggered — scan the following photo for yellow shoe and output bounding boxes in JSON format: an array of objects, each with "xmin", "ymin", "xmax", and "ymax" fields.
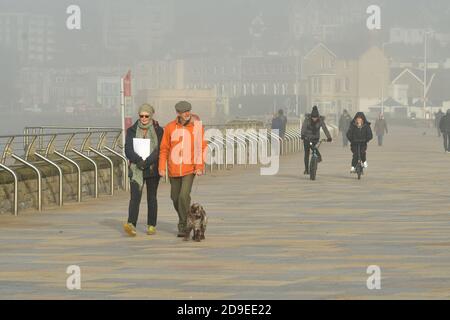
[
  {"xmin": 123, "ymin": 223, "xmax": 136, "ymax": 237},
  {"xmin": 147, "ymin": 225, "xmax": 156, "ymax": 235}
]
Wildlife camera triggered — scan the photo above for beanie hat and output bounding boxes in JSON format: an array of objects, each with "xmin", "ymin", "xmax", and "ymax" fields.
[
  {"xmin": 311, "ymin": 106, "xmax": 319, "ymax": 118},
  {"xmin": 138, "ymin": 103, "xmax": 155, "ymax": 115},
  {"xmin": 175, "ymin": 101, "xmax": 192, "ymax": 113}
]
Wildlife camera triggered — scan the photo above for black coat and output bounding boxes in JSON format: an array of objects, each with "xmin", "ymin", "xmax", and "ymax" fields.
[
  {"xmin": 439, "ymin": 112, "xmax": 450, "ymax": 133},
  {"xmin": 435, "ymin": 111, "xmax": 445, "ymax": 127},
  {"xmin": 125, "ymin": 120, "xmax": 164, "ymax": 178},
  {"xmin": 301, "ymin": 115, "xmax": 332, "ymax": 142},
  {"xmin": 346, "ymin": 112, "xmax": 373, "ymax": 144},
  {"xmin": 339, "ymin": 113, "xmax": 352, "ymax": 132},
  {"xmin": 272, "ymin": 115, "xmax": 287, "ymax": 137}
]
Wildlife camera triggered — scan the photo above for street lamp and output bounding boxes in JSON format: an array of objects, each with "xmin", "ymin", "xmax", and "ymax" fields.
[
  {"xmin": 295, "ymin": 52, "xmax": 304, "ymax": 117},
  {"xmin": 423, "ymin": 30, "xmax": 433, "ymax": 120},
  {"xmin": 381, "ymin": 42, "xmax": 391, "ymax": 115}
]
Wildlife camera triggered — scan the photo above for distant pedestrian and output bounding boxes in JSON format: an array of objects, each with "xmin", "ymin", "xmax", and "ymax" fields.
[
  {"xmin": 271, "ymin": 109, "xmax": 287, "ymax": 139},
  {"xmin": 338, "ymin": 109, "xmax": 352, "ymax": 147},
  {"xmin": 439, "ymin": 109, "xmax": 450, "ymax": 153},
  {"xmin": 374, "ymin": 113, "xmax": 388, "ymax": 146},
  {"xmin": 435, "ymin": 109, "xmax": 445, "ymax": 137}
]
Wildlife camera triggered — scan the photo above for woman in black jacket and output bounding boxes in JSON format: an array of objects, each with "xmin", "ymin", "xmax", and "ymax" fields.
[
  {"xmin": 123, "ymin": 104, "xmax": 164, "ymax": 237},
  {"xmin": 346, "ymin": 112, "xmax": 373, "ymax": 173}
]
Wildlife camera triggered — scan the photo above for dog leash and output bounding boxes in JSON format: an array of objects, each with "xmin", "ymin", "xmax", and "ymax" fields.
[{"xmin": 192, "ymin": 173, "xmax": 200, "ymax": 200}]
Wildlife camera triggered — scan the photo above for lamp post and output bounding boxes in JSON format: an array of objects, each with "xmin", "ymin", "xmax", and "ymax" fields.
[
  {"xmin": 295, "ymin": 52, "xmax": 304, "ymax": 117},
  {"xmin": 381, "ymin": 42, "xmax": 391, "ymax": 115},
  {"xmin": 423, "ymin": 30, "xmax": 435, "ymax": 120},
  {"xmin": 424, "ymin": 31, "xmax": 428, "ymax": 119}
]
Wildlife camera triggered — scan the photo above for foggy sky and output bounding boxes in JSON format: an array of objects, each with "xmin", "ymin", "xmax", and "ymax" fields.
[{"xmin": 1, "ymin": 0, "xmax": 450, "ymax": 134}]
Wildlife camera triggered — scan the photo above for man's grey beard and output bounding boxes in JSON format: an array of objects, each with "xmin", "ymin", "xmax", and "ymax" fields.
[{"xmin": 178, "ymin": 116, "xmax": 191, "ymax": 125}]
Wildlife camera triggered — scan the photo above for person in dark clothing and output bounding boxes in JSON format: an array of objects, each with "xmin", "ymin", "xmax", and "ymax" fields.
[
  {"xmin": 301, "ymin": 106, "xmax": 332, "ymax": 174},
  {"xmin": 374, "ymin": 113, "xmax": 388, "ymax": 146},
  {"xmin": 435, "ymin": 109, "xmax": 445, "ymax": 137},
  {"xmin": 439, "ymin": 109, "xmax": 450, "ymax": 152},
  {"xmin": 271, "ymin": 109, "xmax": 287, "ymax": 139},
  {"xmin": 346, "ymin": 112, "xmax": 373, "ymax": 173},
  {"xmin": 338, "ymin": 109, "xmax": 352, "ymax": 147},
  {"xmin": 123, "ymin": 103, "xmax": 164, "ymax": 237}
]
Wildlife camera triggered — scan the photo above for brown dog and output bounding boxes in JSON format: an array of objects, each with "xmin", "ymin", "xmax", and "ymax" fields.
[{"xmin": 184, "ymin": 203, "xmax": 207, "ymax": 242}]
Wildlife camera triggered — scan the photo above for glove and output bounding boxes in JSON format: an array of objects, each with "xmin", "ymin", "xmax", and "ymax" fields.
[
  {"xmin": 137, "ymin": 159, "xmax": 146, "ymax": 170},
  {"xmin": 327, "ymin": 137, "xmax": 332, "ymax": 142}
]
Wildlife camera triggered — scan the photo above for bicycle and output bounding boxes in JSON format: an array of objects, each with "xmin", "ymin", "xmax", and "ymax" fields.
[
  {"xmin": 308, "ymin": 139, "xmax": 328, "ymax": 181},
  {"xmin": 354, "ymin": 144, "xmax": 364, "ymax": 180}
]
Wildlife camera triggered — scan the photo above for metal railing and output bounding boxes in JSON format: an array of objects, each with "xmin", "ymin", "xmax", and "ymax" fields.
[
  {"xmin": 202, "ymin": 124, "xmax": 304, "ymax": 175},
  {"xmin": 1, "ymin": 121, "xmax": 321, "ymax": 216},
  {"xmin": 0, "ymin": 129, "xmax": 124, "ymax": 215}
]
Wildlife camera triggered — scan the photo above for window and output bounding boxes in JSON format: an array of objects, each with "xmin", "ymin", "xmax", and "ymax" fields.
[
  {"xmin": 335, "ymin": 79, "xmax": 341, "ymax": 93},
  {"xmin": 344, "ymin": 78, "xmax": 350, "ymax": 92},
  {"xmin": 323, "ymin": 78, "xmax": 331, "ymax": 93},
  {"xmin": 312, "ymin": 77, "xmax": 321, "ymax": 94}
]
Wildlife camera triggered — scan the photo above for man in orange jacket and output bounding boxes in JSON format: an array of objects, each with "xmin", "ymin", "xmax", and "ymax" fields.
[{"xmin": 159, "ymin": 101, "xmax": 207, "ymax": 237}]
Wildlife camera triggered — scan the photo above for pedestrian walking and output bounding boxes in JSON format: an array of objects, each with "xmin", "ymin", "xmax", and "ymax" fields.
[
  {"xmin": 374, "ymin": 113, "xmax": 388, "ymax": 146},
  {"xmin": 123, "ymin": 104, "xmax": 164, "ymax": 237},
  {"xmin": 158, "ymin": 101, "xmax": 207, "ymax": 237}
]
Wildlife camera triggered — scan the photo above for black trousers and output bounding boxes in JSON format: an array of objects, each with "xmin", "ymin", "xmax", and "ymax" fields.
[
  {"xmin": 303, "ymin": 140, "xmax": 321, "ymax": 170},
  {"xmin": 128, "ymin": 176, "xmax": 160, "ymax": 227},
  {"xmin": 351, "ymin": 144, "xmax": 367, "ymax": 167},
  {"xmin": 443, "ymin": 132, "xmax": 450, "ymax": 151}
]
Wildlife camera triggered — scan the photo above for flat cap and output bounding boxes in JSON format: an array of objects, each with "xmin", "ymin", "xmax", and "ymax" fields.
[{"xmin": 175, "ymin": 101, "xmax": 192, "ymax": 113}]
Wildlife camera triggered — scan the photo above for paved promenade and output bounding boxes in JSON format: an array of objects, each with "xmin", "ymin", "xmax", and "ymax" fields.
[{"xmin": 1, "ymin": 125, "xmax": 449, "ymax": 299}]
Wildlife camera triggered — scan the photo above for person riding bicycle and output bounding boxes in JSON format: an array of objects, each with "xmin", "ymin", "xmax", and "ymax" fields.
[
  {"xmin": 301, "ymin": 106, "xmax": 332, "ymax": 175},
  {"xmin": 346, "ymin": 112, "xmax": 373, "ymax": 173}
]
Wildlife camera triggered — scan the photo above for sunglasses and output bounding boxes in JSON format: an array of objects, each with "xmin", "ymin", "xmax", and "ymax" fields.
[{"xmin": 139, "ymin": 114, "xmax": 150, "ymax": 118}]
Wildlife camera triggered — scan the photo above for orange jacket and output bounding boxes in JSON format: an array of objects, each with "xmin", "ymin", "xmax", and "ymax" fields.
[{"xmin": 158, "ymin": 114, "xmax": 207, "ymax": 177}]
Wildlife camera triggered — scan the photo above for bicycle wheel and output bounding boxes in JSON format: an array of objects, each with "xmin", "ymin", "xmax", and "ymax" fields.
[
  {"xmin": 356, "ymin": 164, "xmax": 362, "ymax": 180},
  {"xmin": 310, "ymin": 157, "xmax": 317, "ymax": 181}
]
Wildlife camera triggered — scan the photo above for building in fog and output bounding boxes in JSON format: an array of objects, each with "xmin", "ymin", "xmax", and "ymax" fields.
[
  {"xmin": 388, "ymin": 67, "xmax": 450, "ymax": 118},
  {"xmin": 100, "ymin": 0, "xmax": 174, "ymax": 59},
  {"xmin": 45, "ymin": 67, "xmax": 125, "ymax": 113},
  {"xmin": 135, "ymin": 59, "xmax": 184, "ymax": 91},
  {"xmin": 16, "ymin": 67, "xmax": 51, "ymax": 110},
  {"xmin": 231, "ymin": 54, "xmax": 301, "ymax": 117},
  {"xmin": 302, "ymin": 43, "xmax": 390, "ymax": 118},
  {"xmin": 389, "ymin": 28, "xmax": 428, "ymax": 45},
  {"xmin": 136, "ymin": 88, "xmax": 218, "ymax": 125},
  {"xmin": 0, "ymin": 12, "xmax": 55, "ymax": 65},
  {"xmin": 289, "ymin": 0, "xmax": 368, "ymax": 42},
  {"xmin": 97, "ymin": 76, "xmax": 121, "ymax": 110}
]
